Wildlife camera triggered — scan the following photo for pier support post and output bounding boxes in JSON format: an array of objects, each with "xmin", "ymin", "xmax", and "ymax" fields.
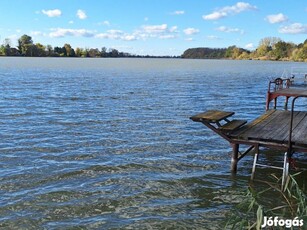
[{"xmin": 231, "ymin": 143, "xmax": 239, "ymax": 173}]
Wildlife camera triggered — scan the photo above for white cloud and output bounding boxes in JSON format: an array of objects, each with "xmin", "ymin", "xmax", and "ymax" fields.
[
  {"xmin": 169, "ymin": 26, "xmax": 178, "ymax": 33},
  {"xmin": 122, "ymin": 35, "xmax": 137, "ymax": 41},
  {"xmin": 142, "ymin": 24, "xmax": 168, "ymax": 33},
  {"xmin": 77, "ymin": 9, "xmax": 87, "ymax": 19},
  {"xmin": 31, "ymin": 31, "xmax": 43, "ymax": 36},
  {"xmin": 185, "ymin": 38, "xmax": 194, "ymax": 41},
  {"xmin": 215, "ymin": 26, "xmax": 244, "ymax": 34},
  {"xmin": 203, "ymin": 12, "xmax": 227, "ymax": 20},
  {"xmin": 245, "ymin": 43, "xmax": 254, "ymax": 49},
  {"xmin": 98, "ymin": 21, "xmax": 111, "ymax": 26},
  {"xmin": 171, "ymin": 10, "xmax": 185, "ymax": 15},
  {"xmin": 183, "ymin": 28, "xmax": 200, "ymax": 35},
  {"xmin": 96, "ymin": 24, "xmax": 178, "ymax": 41},
  {"xmin": 95, "ymin": 30, "xmax": 124, "ymax": 39},
  {"xmin": 266, "ymin": 13, "xmax": 288, "ymax": 24},
  {"xmin": 139, "ymin": 24, "xmax": 178, "ymax": 39},
  {"xmin": 206, "ymin": 35, "xmax": 220, "ymax": 40},
  {"xmin": 159, "ymin": 34, "xmax": 176, "ymax": 39},
  {"xmin": 96, "ymin": 30, "xmax": 139, "ymax": 41},
  {"xmin": 49, "ymin": 28, "xmax": 95, "ymax": 38},
  {"xmin": 69, "ymin": 20, "xmax": 74, "ymax": 24},
  {"xmin": 279, "ymin": 23, "xmax": 307, "ymax": 34},
  {"xmin": 203, "ymin": 2, "xmax": 257, "ymax": 20},
  {"xmin": 102, "ymin": 20, "xmax": 110, "ymax": 26},
  {"xmin": 42, "ymin": 9, "xmax": 62, "ymax": 17},
  {"xmin": 7, "ymin": 34, "xmax": 19, "ymax": 41}
]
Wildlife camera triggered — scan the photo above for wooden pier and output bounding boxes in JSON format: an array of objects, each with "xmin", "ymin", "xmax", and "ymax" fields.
[{"xmin": 191, "ymin": 78, "xmax": 307, "ymax": 187}]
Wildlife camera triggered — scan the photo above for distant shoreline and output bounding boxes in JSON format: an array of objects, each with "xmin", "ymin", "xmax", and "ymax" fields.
[
  {"xmin": 0, "ymin": 55, "xmax": 304, "ymax": 62},
  {"xmin": 1, "ymin": 34, "xmax": 306, "ymax": 62}
]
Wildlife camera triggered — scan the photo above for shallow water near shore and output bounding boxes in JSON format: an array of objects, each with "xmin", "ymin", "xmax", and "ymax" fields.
[{"xmin": 0, "ymin": 57, "xmax": 306, "ymax": 229}]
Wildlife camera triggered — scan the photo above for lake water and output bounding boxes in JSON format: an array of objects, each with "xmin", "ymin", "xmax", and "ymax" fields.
[{"xmin": 0, "ymin": 57, "xmax": 306, "ymax": 229}]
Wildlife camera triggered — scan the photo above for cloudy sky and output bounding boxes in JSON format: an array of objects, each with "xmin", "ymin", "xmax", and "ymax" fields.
[{"xmin": 0, "ymin": 0, "xmax": 306, "ymax": 55}]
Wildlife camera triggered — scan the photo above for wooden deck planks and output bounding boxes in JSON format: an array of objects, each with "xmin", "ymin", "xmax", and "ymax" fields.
[
  {"xmin": 190, "ymin": 110, "xmax": 234, "ymax": 123},
  {"xmin": 275, "ymin": 111, "xmax": 307, "ymax": 143},
  {"xmin": 292, "ymin": 113, "xmax": 307, "ymax": 146},
  {"xmin": 231, "ymin": 110, "xmax": 276, "ymax": 139},
  {"xmin": 232, "ymin": 110, "xmax": 307, "ymax": 148},
  {"xmin": 244, "ymin": 110, "xmax": 287, "ymax": 141},
  {"xmin": 260, "ymin": 111, "xmax": 293, "ymax": 142}
]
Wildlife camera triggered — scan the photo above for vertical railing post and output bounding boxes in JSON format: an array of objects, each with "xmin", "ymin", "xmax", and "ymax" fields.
[{"xmin": 288, "ymin": 96, "xmax": 298, "ymax": 157}]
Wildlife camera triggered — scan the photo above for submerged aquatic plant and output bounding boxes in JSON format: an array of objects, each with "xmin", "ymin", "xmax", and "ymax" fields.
[{"xmin": 225, "ymin": 173, "xmax": 307, "ymax": 230}]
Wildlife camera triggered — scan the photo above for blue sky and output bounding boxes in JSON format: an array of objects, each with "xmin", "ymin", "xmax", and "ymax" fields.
[{"xmin": 0, "ymin": 0, "xmax": 306, "ymax": 55}]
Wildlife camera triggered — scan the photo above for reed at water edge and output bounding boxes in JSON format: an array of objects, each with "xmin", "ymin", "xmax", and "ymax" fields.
[{"xmin": 225, "ymin": 173, "xmax": 307, "ymax": 229}]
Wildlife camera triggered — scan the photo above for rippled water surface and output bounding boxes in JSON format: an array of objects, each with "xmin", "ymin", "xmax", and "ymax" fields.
[{"xmin": 0, "ymin": 57, "xmax": 306, "ymax": 229}]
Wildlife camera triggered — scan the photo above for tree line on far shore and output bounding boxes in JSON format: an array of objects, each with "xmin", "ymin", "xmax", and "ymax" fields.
[
  {"xmin": 182, "ymin": 37, "xmax": 307, "ymax": 62},
  {"xmin": 1, "ymin": 34, "xmax": 306, "ymax": 61},
  {"xmin": 0, "ymin": 34, "xmax": 176, "ymax": 58}
]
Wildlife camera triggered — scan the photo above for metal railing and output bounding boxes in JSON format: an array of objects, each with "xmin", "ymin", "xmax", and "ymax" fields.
[{"xmin": 288, "ymin": 95, "xmax": 307, "ymax": 156}]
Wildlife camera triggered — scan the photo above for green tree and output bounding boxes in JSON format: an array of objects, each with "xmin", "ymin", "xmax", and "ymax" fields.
[
  {"xmin": 53, "ymin": 46, "xmax": 63, "ymax": 56},
  {"xmin": 0, "ymin": 38, "xmax": 12, "ymax": 56},
  {"xmin": 0, "ymin": 45, "xmax": 5, "ymax": 56},
  {"xmin": 101, "ymin": 47, "xmax": 107, "ymax": 57},
  {"xmin": 70, "ymin": 48, "xmax": 76, "ymax": 57},
  {"xmin": 63, "ymin": 43, "xmax": 75, "ymax": 57},
  {"xmin": 232, "ymin": 47, "xmax": 241, "ymax": 59},
  {"xmin": 18, "ymin": 34, "xmax": 33, "ymax": 56},
  {"xmin": 255, "ymin": 37, "xmax": 281, "ymax": 58},
  {"xmin": 81, "ymin": 48, "xmax": 89, "ymax": 57},
  {"xmin": 259, "ymin": 37, "xmax": 281, "ymax": 49},
  {"xmin": 225, "ymin": 46, "xmax": 234, "ymax": 58},
  {"xmin": 35, "ymin": 43, "xmax": 46, "ymax": 57},
  {"xmin": 109, "ymin": 48, "xmax": 119, "ymax": 57},
  {"xmin": 293, "ymin": 43, "xmax": 307, "ymax": 61},
  {"xmin": 238, "ymin": 51, "xmax": 250, "ymax": 60},
  {"xmin": 256, "ymin": 44, "xmax": 270, "ymax": 57},
  {"xmin": 89, "ymin": 48, "xmax": 100, "ymax": 57},
  {"xmin": 75, "ymin": 47, "xmax": 82, "ymax": 57},
  {"xmin": 46, "ymin": 45, "xmax": 53, "ymax": 56},
  {"xmin": 273, "ymin": 41, "xmax": 296, "ymax": 60}
]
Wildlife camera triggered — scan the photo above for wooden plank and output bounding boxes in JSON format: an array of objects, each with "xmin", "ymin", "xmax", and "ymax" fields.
[
  {"xmin": 295, "ymin": 132, "xmax": 307, "ymax": 147},
  {"xmin": 257, "ymin": 111, "xmax": 293, "ymax": 142},
  {"xmin": 230, "ymin": 109, "xmax": 307, "ymax": 149},
  {"xmin": 292, "ymin": 113, "xmax": 307, "ymax": 145},
  {"xmin": 231, "ymin": 110, "xmax": 276, "ymax": 139},
  {"xmin": 190, "ymin": 110, "xmax": 234, "ymax": 123},
  {"xmin": 249, "ymin": 111, "xmax": 290, "ymax": 140},
  {"xmin": 274, "ymin": 111, "xmax": 306, "ymax": 143},
  {"xmin": 243, "ymin": 110, "xmax": 286, "ymax": 140},
  {"xmin": 219, "ymin": 120, "xmax": 247, "ymax": 132}
]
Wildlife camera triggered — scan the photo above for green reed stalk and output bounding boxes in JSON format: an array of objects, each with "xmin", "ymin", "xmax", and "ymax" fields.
[{"xmin": 225, "ymin": 173, "xmax": 306, "ymax": 230}]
